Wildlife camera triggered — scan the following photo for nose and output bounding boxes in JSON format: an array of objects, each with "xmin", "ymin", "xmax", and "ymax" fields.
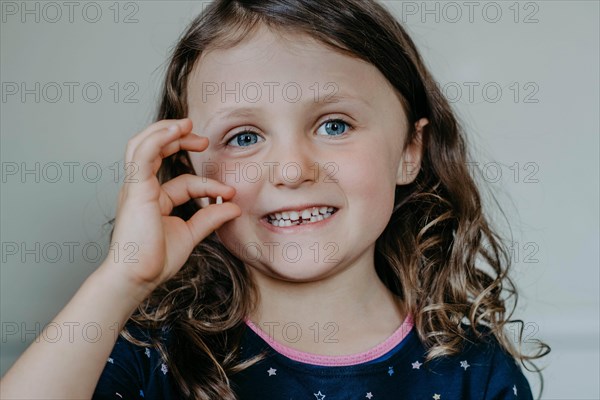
[{"xmin": 266, "ymin": 134, "xmax": 317, "ymax": 188}]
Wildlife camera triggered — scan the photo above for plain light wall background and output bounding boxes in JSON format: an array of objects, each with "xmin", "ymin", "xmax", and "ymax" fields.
[{"xmin": 1, "ymin": 1, "xmax": 598, "ymax": 398}]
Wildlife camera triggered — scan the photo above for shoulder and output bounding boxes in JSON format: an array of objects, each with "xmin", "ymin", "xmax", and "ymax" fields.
[
  {"xmin": 92, "ymin": 322, "xmax": 175, "ymax": 399},
  {"xmin": 406, "ymin": 323, "xmax": 534, "ymax": 399},
  {"xmin": 458, "ymin": 323, "xmax": 535, "ymax": 400}
]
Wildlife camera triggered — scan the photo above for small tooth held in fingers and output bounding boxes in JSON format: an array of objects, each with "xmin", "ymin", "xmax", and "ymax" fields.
[
  {"xmin": 200, "ymin": 197, "xmax": 210, "ymax": 208},
  {"xmin": 216, "ymin": 196, "xmax": 223, "ymax": 204}
]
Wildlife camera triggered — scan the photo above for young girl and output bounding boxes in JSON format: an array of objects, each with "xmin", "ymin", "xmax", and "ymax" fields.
[{"xmin": 1, "ymin": 0, "xmax": 550, "ymax": 399}]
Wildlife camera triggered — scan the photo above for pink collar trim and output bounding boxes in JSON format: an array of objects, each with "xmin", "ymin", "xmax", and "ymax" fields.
[{"xmin": 243, "ymin": 313, "xmax": 414, "ymax": 366}]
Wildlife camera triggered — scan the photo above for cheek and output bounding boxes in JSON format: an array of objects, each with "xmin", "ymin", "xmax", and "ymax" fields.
[
  {"xmin": 337, "ymin": 150, "xmax": 397, "ymax": 231},
  {"xmin": 338, "ymin": 150, "xmax": 396, "ymax": 201},
  {"xmin": 211, "ymin": 160, "xmax": 264, "ymax": 200},
  {"xmin": 189, "ymin": 153, "xmax": 257, "ymax": 192},
  {"xmin": 210, "ymin": 161, "xmax": 263, "ymax": 242}
]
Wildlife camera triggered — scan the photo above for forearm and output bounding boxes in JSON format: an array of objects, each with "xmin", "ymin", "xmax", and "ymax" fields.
[{"xmin": 0, "ymin": 263, "xmax": 154, "ymax": 399}]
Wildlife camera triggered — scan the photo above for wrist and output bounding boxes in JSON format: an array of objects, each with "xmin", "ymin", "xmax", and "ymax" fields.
[{"xmin": 91, "ymin": 261, "xmax": 157, "ymax": 309}]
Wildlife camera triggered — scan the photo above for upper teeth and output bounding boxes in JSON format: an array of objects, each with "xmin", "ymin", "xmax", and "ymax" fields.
[{"xmin": 267, "ymin": 206, "xmax": 336, "ymax": 227}]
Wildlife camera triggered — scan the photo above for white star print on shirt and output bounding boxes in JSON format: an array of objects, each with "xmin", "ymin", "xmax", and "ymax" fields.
[
  {"xmin": 387, "ymin": 366, "xmax": 394, "ymax": 376},
  {"xmin": 314, "ymin": 391, "xmax": 326, "ymax": 400},
  {"xmin": 161, "ymin": 363, "xmax": 168, "ymax": 375},
  {"xmin": 267, "ymin": 367, "xmax": 277, "ymax": 376},
  {"xmin": 433, "ymin": 394, "xmax": 441, "ymax": 400},
  {"xmin": 107, "ymin": 357, "xmax": 114, "ymax": 364},
  {"xmin": 412, "ymin": 360, "xmax": 422, "ymax": 369},
  {"xmin": 366, "ymin": 392, "xmax": 373, "ymax": 399},
  {"xmin": 513, "ymin": 384, "xmax": 518, "ymax": 395},
  {"xmin": 460, "ymin": 360, "xmax": 470, "ymax": 370},
  {"xmin": 145, "ymin": 348, "xmax": 151, "ymax": 358}
]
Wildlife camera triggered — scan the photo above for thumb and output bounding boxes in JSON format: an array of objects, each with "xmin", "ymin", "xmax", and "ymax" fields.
[{"xmin": 186, "ymin": 202, "xmax": 242, "ymax": 244}]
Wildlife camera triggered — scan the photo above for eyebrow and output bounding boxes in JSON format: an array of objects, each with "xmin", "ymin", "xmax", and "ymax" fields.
[{"xmin": 201, "ymin": 91, "xmax": 371, "ymax": 131}]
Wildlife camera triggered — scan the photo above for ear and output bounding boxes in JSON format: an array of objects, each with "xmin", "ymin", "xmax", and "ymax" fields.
[{"xmin": 396, "ymin": 118, "xmax": 428, "ymax": 185}]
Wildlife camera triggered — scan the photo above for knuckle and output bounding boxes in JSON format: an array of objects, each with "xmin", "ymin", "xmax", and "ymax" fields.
[
  {"xmin": 126, "ymin": 138, "xmax": 137, "ymax": 151},
  {"xmin": 130, "ymin": 145, "xmax": 140, "ymax": 161}
]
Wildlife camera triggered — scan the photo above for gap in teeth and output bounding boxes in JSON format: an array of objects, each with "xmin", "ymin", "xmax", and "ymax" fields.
[{"xmin": 267, "ymin": 207, "xmax": 336, "ymax": 227}]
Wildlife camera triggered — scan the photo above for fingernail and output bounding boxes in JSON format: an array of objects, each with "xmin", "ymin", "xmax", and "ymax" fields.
[{"xmin": 216, "ymin": 196, "xmax": 223, "ymax": 204}]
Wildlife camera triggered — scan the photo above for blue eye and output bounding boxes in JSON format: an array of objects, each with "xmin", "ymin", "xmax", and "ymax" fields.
[
  {"xmin": 317, "ymin": 119, "xmax": 352, "ymax": 137},
  {"xmin": 227, "ymin": 131, "xmax": 263, "ymax": 147}
]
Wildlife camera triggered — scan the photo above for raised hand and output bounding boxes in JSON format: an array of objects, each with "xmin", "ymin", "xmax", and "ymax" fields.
[{"xmin": 106, "ymin": 118, "xmax": 241, "ymax": 297}]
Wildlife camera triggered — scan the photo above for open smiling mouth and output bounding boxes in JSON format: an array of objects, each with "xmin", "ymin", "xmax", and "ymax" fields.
[{"xmin": 264, "ymin": 206, "xmax": 339, "ymax": 227}]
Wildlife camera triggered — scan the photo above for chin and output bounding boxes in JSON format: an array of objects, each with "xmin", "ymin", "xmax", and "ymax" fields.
[{"xmin": 252, "ymin": 261, "xmax": 340, "ymax": 283}]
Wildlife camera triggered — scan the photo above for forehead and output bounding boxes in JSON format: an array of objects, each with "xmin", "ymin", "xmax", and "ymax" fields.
[{"xmin": 186, "ymin": 25, "xmax": 389, "ymax": 107}]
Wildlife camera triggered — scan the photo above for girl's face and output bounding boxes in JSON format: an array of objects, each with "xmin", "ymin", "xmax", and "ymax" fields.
[{"xmin": 186, "ymin": 25, "xmax": 423, "ymax": 282}]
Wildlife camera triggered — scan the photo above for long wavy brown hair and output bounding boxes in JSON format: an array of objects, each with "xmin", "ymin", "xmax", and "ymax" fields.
[{"xmin": 105, "ymin": 0, "xmax": 551, "ymax": 398}]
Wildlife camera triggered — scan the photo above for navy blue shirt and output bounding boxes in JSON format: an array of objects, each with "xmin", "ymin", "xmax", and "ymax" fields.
[{"xmin": 93, "ymin": 317, "xmax": 533, "ymax": 399}]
